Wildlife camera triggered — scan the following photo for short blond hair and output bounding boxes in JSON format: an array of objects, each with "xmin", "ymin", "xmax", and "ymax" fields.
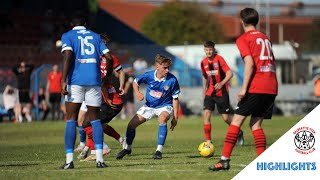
[{"xmin": 155, "ymin": 54, "xmax": 172, "ymax": 66}]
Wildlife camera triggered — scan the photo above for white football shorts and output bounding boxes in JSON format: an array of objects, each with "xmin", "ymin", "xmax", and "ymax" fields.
[
  {"xmin": 80, "ymin": 101, "xmax": 87, "ymax": 112},
  {"xmin": 65, "ymin": 85, "xmax": 101, "ymax": 107},
  {"xmin": 137, "ymin": 105, "xmax": 173, "ymax": 120}
]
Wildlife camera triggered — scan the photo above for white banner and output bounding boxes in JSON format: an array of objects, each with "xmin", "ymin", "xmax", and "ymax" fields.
[{"xmin": 233, "ymin": 105, "xmax": 320, "ymax": 179}]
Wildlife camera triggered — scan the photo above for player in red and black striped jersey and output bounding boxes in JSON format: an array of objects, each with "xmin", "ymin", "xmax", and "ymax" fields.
[
  {"xmin": 209, "ymin": 8, "xmax": 278, "ymax": 171},
  {"xmin": 75, "ymin": 33, "xmax": 127, "ymax": 161},
  {"xmin": 200, "ymin": 41, "xmax": 244, "ymax": 148}
]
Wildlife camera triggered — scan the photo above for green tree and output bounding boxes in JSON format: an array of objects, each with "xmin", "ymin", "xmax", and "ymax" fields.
[
  {"xmin": 141, "ymin": 1, "xmax": 225, "ymax": 46},
  {"xmin": 304, "ymin": 18, "xmax": 320, "ymax": 51}
]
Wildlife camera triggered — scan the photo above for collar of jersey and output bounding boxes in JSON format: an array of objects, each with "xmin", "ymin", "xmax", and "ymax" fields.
[
  {"xmin": 154, "ymin": 70, "xmax": 166, "ymax": 82},
  {"xmin": 72, "ymin": 26, "xmax": 86, "ymax": 30}
]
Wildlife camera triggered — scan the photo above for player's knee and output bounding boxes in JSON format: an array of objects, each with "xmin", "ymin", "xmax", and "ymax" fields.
[
  {"xmin": 82, "ymin": 119, "xmax": 91, "ymax": 128},
  {"xmin": 249, "ymin": 117, "xmax": 262, "ymax": 129}
]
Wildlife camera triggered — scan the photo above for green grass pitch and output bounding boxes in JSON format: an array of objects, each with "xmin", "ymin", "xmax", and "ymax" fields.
[{"xmin": 0, "ymin": 116, "xmax": 302, "ymax": 180}]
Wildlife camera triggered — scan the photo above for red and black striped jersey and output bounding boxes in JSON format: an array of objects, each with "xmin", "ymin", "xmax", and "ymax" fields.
[
  {"xmin": 100, "ymin": 54, "xmax": 122, "ymax": 79},
  {"xmin": 101, "ymin": 84, "xmax": 123, "ymax": 105},
  {"xmin": 201, "ymin": 54, "xmax": 231, "ymax": 97},
  {"xmin": 236, "ymin": 30, "xmax": 278, "ymax": 95}
]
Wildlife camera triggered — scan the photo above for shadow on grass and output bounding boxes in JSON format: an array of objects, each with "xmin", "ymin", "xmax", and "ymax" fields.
[{"xmin": 0, "ymin": 163, "xmax": 39, "ymax": 167}]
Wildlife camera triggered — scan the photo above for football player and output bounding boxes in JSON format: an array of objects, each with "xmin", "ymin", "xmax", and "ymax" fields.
[
  {"xmin": 200, "ymin": 41, "xmax": 244, "ymax": 147},
  {"xmin": 60, "ymin": 14, "xmax": 113, "ymax": 169},
  {"xmin": 75, "ymin": 33, "xmax": 126, "ymax": 161},
  {"xmin": 209, "ymin": 7, "xmax": 278, "ymax": 171},
  {"xmin": 116, "ymin": 54, "xmax": 180, "ymax": 160}
]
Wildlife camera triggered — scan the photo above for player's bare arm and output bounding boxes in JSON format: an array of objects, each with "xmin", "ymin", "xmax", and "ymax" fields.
[
  {"xmin": 133, "ymin": 81, "xmax": 144, "ymax": 101},
  {"xmin": 202, "ymin": 76, "xmax": 207, "ymax": 98},
  {"xmin": 215, "ymin": 70, "xmax": 233, "ymax": 90},
  {"xmin": 61, "ymin": 50, "xmax": 73, "ymax": 95},
  {"xmin": 118, "ymin": 69, "xmax": 125, "ymax": 95},
  {"xmin": 170, "ymin": 98, "xmax": 179, "ymax": 131},
  {"xmin": 238, "ymin": 55, "xmax": 254, "ymax": 102}
]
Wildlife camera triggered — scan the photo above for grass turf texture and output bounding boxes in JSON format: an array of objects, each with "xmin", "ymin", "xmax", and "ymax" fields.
[{"xmin": 0, "ymin": 116, "xmax": 301, "ymax": 180}]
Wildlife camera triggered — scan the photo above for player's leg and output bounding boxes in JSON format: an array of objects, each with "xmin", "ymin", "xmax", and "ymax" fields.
[
  {"xmin": 24, "ymin": 103, "xmax": 32, "ymax": 122},
  {"xmin": 100, "ymin": 104, "xmax": 125, "ymax": 147},
  {"xmin": 209, "ymin": 93, "xmax": 263, "ymax": 171},
  {"xmin": 61, "ymin": 101, "xmax": 82, "ymax": 169},
  {"xmin": 49, "ymin": 94, "xmax": 55, "ymax": 120},
  {"xmin": 84, "ymin": 85, "xmax": 106, "ymax": 168},
  {"xmin": 80, "ymin": 103, "xmax": 115, "ymax": 161},
  {"xmin": 209, "ymin": 94, "xmax": 254, "ymax": 171},
  {"xmin": 56, "ymin": 94, "xmax": 62, "ymax": 120},
  {"xmin": 40, "ymin": 100, "xmax": 49, "ymax": 120},
  {"xmin": 153, "ymin": 106, "xmax": 172, "ymax": 160},
  {"xmin": 60, "ymin": 85, "xmax": 84, "ymax": 169},
  {"xmin": 14, "ymin": 103, "xmax": 22, "ymax": 123},
  {"xmin": 116, "ymin": 112, "xmax": 147, "ymax": 160},
  {"xmin": 208, "ymin": 113, "xmax": 246, "ymax": 171},
  {"xmin": 217, "ymin": 95, "xmax": 244, "ymax": 146},
  {"xmin": 203, "ymin": 96, "xmax": 214, "ymax": 145},
  {"xmin": 249, "ymin": 94, "xmax": 276, "ymax": 156},
  {"xmin": 250, "ymin": 117, "xmax": 265, "ymax": 156},
  {"xmin": 74, "ymin": 102, "xmax": 87, "ymax": 153}
]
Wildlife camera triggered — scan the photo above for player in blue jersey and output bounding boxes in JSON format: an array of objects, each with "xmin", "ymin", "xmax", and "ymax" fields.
[
  {"xmin": 60, "ymin": 14, "xmax": 113, "ymax": 169},
  {"xmin": 116, "ymin": 54, "xmax": 181, "ymax": 160}
]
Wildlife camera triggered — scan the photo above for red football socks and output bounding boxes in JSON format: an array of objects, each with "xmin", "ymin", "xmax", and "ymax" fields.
[
  {"xmin": 84, "ymin": 126, "xmax": 95, "ymax": 150},
  {"xmin": 103, "ymin": 124, "xmax": 120, "ymax": 140},
  {"xmin": 222, "ymin": 125, "xmax": 240, "ymax": 158},
  {"xmin": 252, "ymin": 128, "xmax": 266, "ymax": 156},
  {"xmin": 204, "ymin": 124, "xmax": 212, "ymax": 141}
]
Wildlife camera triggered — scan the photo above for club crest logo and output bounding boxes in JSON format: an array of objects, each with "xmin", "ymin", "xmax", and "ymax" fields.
[
  {"xmin": 293, "ymin": 126, "xmax": 316, "ymax": 155},
  {"xmin": 164, "ymin": 86, "xmax": 169, "ymax": 91}
]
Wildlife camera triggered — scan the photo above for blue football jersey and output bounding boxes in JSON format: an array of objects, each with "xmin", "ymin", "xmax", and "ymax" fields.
[
  {"xmin": 61, "ymin": 26, "xmax": 109, "ymax": 86},
  {"xmin": 135, "ymin": 70, "xmax": 180, "ymax": 108}
]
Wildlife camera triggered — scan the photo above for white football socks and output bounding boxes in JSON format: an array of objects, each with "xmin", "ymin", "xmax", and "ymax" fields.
[
  {"xmin": 156, "ymin": 145, "xmax": 163, "ymax": 152},
  {"xmin": 66, "ymin": 153, "xmax": 73, "ymax": 164}
]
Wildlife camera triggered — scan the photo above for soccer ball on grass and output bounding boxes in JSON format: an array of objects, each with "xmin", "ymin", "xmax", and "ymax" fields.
[{"xmin": 198, "ymin": 142, "xmax": 215, "ymax": 157}]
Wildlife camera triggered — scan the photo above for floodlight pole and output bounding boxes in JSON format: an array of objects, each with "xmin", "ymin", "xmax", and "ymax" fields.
[{"xmin": 266, "ymin": 0, "xmax": 270, "ymax": 38}]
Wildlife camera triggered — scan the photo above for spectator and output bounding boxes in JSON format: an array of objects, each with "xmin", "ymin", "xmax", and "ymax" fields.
[
  {"xmin": 313, "ymin": 74, "xmax": 320, "ymax": 99},
  {"xmin": 46, "ymin": 64, "xmax": 63, "ymax": 120},
  {"xmin": 12, "ymin": 61, "xmax": 34, "ymax": 122},
  {"xmin": 297, "ymin": 76, "xmax": 306, "ymax": 84},
  {"xmin": 3, "ymin": 85, "xmax": 21, "ymax": 122},
  {"xmin": 133, "ymin": 58, "xmax": 148, "ymax": 76},
  {"xmin": 33, "ymin": 87, "xmax": 49, "ymax": 121}
]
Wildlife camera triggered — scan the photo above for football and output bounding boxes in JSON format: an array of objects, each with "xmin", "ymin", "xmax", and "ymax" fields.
[{"xmin": 198, "ymin": 142, "xmax": 215, "ymax": 157}]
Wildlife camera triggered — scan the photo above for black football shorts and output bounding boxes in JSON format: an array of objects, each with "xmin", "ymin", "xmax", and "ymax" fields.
[
  {"xmin": 235, "ymin": 93, "xmax": 276, "ymax": 118},
  {"xmin": 203, "ymin": 95, "xmax": 230, "ymax": 114}
]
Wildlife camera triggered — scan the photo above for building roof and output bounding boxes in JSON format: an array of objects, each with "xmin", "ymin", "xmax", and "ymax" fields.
[
  {"xmin": 98, "ymin": 0, "xmax": 156, "ymax": 32},
  {"xmin": 98, "ymin": 0, "xmax": 316, "ymax": 45}
]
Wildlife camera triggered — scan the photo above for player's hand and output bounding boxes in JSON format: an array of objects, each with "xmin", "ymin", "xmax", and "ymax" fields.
[
  {"xmin": 106, "ymin": 99, "xmax": 117, "ymax": 109},
  {"xmin": 61, "ymin": 82, "xmax": 68, "ymax": 95},
  {"xmin": 170, "ymin": 117, "xmax": 178, "ymax": 131},
  {"xmin": 214, "ymin": 83, "xmax": 222, "ymax": 90},
  {"xmin": 118, "ymin": 88, "xmax": 124, "ymax": 96},
  {"xmin": 237, "ymin": 88, "xmax": 246, "ymax": 102},
  {"xmin": 136, "ymin": 92, "xmax": 144, "ymax": 101}
]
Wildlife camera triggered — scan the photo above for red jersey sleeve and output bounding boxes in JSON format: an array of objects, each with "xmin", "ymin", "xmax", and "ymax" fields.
[
  {"xmin": 111, "ymin": 55, "xmax": 120, "ymax": 69},
  {"xmin": 236, "ymin": 36, "xmax": 251, "ymax": 59},
  {"xmin": 200, "ymin": 60, "xmax": 207, "ymax": 77}
]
